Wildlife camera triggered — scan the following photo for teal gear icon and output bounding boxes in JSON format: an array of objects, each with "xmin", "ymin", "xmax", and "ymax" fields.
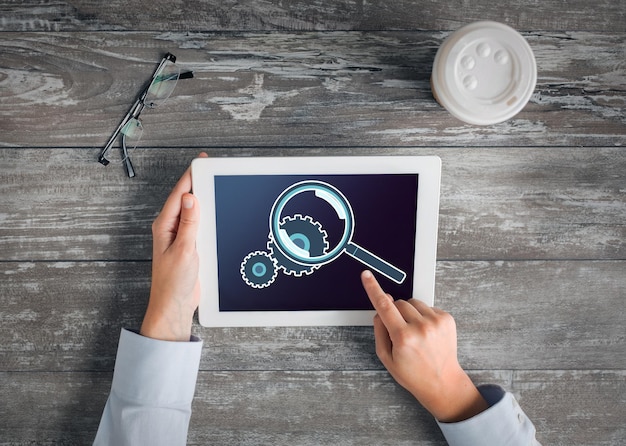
[
  {"xmin": 268, "ymin": 214, "xmax": 329, "ymax": 277},
  {"xmin": 240, "ymin": 251, "xmax": 278, "ymax": 288}
]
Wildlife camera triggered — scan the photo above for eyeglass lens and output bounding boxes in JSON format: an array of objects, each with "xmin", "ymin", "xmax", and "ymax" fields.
[
  {"xmin": 103, "ymin": 118, "xmax": 144, "ymax": 164},
  {"xmin": 145, "ymin": 61, "xmax": 180, "ymax": 108}
]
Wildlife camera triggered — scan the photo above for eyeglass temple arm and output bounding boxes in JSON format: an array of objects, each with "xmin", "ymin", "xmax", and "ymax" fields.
[
  {"xmin": 166, "ymin": 52, "xmax": 194, "ymax": 80},
  {"xmin": 122, "ymin": 134, "xmax": 136, "ymax": 178},
  {"xmin": 124, "ymin": 156, "xmax": 136, "ymax": 178},
  {"xmin": 162, "ymin": 52, "xmax": 196, "ymax": 78}
]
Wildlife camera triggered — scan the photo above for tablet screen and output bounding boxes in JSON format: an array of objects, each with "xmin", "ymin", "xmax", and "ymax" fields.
[{"xmin": 214, "ymin": 173, "xmax": 419, "ymax": 312}]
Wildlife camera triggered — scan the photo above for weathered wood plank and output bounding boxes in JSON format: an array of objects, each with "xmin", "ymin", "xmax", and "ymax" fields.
[
  {"xmin": 438, "ymin": 260, "xmax": 626, "ymax": 371},
  {"xmin": 0, "ymin": 261, "xmax": 149, "ymax": 372},
  {"xmin": 0, "ymin": 32, "xmax": 624, "ymax": 148},
  {"xmin": 1, "ymin": 147, "xmax": 623, "ymax": 262},
  {"xmin": 1, "ymin": 370, "xmax": 624, "ymax": 445},
  {"xmin": 0, "ymin": 0, "xmax": 624, "ymax": 32},
  {"xmin": 0, "ymin": 371, "xmax": 110, "ymax": 446},
  {"xmin": 1, "ymin": 260, "xmax": 623, "ymax": 372},
  {"xmin": 509, "ymin": 370, "xmax": 626, "ymax": 446},
  {"xmin": 189, "ymin": 369, "xmax": 626, "ymax": 446},
  {"xmin": 189, "ymin": 370, "xmax": 445, "ymax": 446},
  {"xmin": 0, "ymin": 3, "xmax": 622, "ymax": 445}
]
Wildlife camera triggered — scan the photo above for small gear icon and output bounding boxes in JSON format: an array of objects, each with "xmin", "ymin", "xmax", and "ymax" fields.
[
  {"xmin": 240, "ymin": 251, "xmax": 278, "ymax": 289},
  {"xmin": 268, "ymin": 214, "xmax": 329, "ymax": 277}
]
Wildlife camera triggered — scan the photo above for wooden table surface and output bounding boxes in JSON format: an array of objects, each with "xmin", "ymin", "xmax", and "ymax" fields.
[{"xmin": 1, "ymin": 1, "xmax": 624, "ymax": 444}]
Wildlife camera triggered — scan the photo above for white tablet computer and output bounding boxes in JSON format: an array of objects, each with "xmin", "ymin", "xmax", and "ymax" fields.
[{"xmin": 191, "ymin": 156, "xmax": 441, "ymax": 327}]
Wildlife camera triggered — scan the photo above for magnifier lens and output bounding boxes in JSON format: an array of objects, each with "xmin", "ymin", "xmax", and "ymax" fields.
[{"xmin": 272, "ymin": 182, "xmax": 353, "ymax": 265}]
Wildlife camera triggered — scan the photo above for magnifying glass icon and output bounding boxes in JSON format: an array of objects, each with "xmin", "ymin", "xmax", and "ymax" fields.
[{"xmin": 269, "ymin": 180, "xmax": 406, "ymax": 284}]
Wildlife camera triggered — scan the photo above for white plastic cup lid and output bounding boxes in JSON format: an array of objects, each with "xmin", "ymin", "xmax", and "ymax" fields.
[{"xmin": 431, "ymin": 21, "xmax": 537, "ymax": 125}]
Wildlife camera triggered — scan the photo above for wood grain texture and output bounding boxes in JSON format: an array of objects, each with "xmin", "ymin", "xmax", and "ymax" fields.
[
  {"xmin": 1, "ymin": 260, "xmax": 623, "ymax": 372},
  {"xmin": 1, "ymin": 147, "xmax": 624, "ymax": 261},
  {"xmin": 1, "ymin": 1, "xmax": 624, "ymax": 444},
  {"xmin": 189, "ymin": 369, "xmax": 626, "ymax": 446},
  {"xmin": 0, "ymin": 0, "xmax": 624, "ymax": 32},
  {"xmin": 0, "ymin": 32, "xmax": 624, "ymax": 148},
  {"xmin": 1, "ymin": 370, "xmax": 624, "ymax": 445}
]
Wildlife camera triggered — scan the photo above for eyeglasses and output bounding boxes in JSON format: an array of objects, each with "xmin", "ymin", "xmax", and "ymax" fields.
[{"xmin": 98, "ymin": 53, "xmax": 193, "ymax": 177}]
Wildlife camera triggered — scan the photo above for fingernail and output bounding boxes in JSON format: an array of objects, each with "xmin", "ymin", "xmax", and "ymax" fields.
[
  {"xmin": 362, "ymin": 270, "xmax": 372, "ymax": 279},
  {"xmin": 183, "ymin": 195, "xmax": 194, "ymax": 209}
]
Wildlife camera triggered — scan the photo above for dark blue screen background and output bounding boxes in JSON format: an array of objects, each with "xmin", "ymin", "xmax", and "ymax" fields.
[{"xmin": 214, "ymin": 174, "xmax": 419, "ymax": 311}]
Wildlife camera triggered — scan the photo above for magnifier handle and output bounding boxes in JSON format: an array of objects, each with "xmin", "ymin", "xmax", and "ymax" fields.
[{"xmin": 345, "ymin": 242, "xmax": 406, "ymax": 284}]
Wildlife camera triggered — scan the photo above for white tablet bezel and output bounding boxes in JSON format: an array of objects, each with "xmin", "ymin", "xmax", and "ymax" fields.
[{"xmin": 192, "ymin": 156, "xmax": 441, "ymax": 327}]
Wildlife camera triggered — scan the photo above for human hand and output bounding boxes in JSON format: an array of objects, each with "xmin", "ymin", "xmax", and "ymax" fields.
[
  {"xmin": 361, "ymin": 270, "xmax": 488, "ymax": 422},
  {"xmin": 140, "ymin": 153, "xmax": 208, "ymax": 342}
]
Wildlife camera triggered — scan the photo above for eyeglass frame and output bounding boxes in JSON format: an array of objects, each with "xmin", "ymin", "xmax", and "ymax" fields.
[{"xmin": 98, "ymin": 53, "xmax": 193, "ymax": 177}]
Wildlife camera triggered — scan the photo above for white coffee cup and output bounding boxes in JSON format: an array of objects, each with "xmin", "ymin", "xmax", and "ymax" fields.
[{"xmin": 431, "ymin": 21, "xmax": 537, "ymax": 125}]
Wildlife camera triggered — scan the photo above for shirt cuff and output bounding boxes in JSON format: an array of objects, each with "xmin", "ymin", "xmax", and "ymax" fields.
[
  {"xmin": 110, "ymin": 328, "xmax": 203, "ymax": 408},
  {"xmin": 436, "ymin": 384, "xmax": 537, "ymax": 446}
]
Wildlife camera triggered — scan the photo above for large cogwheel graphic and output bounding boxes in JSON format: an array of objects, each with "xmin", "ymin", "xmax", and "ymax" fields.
[
  {"xmin": 268, "ymin": 214, "xmax": 329, "ymax": 277},
  {"xmin": 240, "ymin": 251, "xmax": 278, "ymax": 289}
]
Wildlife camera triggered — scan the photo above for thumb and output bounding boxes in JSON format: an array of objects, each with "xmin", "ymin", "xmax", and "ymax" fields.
[{"xmin": 175, "ymin": 193, "xmax": 200, "ymax": 251}]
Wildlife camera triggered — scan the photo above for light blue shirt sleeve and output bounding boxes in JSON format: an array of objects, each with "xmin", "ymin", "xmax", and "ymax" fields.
[
  {"xmin": 437, "ymin": 384, "xmax": 541, "ymax": 446},
  {"xmin": 93, "ymin": 328, "xmax": 203, "ymax": 446},
  {"xmin": 95, "ymin": 330, "xmax": 538, "ymax": 445}
]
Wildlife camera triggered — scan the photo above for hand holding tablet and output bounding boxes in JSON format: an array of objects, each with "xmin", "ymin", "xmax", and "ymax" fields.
[{"xmin": 141, "ymin": 153, "xmax": 207, "ymax": 341}]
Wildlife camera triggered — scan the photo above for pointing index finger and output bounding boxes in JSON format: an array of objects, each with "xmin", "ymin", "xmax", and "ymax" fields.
[{"xmin": 361, "ymin": 270, "xmax": 406, "ymax": 332}]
